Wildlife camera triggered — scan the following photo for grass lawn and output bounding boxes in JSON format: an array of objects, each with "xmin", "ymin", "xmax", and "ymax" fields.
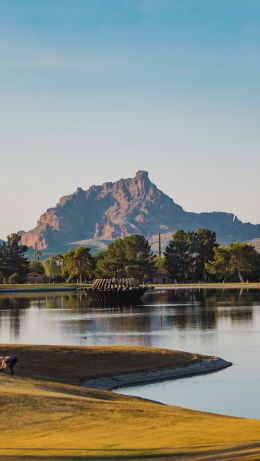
[
  {"xmin": 0, "ymin": 283, "xmax": 79, "ymax": 291},
  {"xmin": 0, "ymin": 345, "xmax": 259, "ymax": 460},
  {"xmin": 0, "ymin": 344, "xmax": 206, "ymax": 385},
  {"xmin": 1, "ymin": 281, "xmax": 260, "ymax": 292},
  {"xmin": 150, "ymin": 282, "xmax": 260, "ymax": 288}
]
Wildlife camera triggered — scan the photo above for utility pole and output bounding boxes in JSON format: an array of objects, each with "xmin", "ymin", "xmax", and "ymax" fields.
[
  {"xmin": 34, "ymin": 242, "xmax": 42, "ymax": 262},
  {"xmin": 158, "ymin": 232, "xmax": 161, "ymax": 257}
]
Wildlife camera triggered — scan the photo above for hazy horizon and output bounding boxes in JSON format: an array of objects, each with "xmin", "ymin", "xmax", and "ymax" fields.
[{"xmin": 1, "ymin": 0, "xmax": 260, "ymax": 239}]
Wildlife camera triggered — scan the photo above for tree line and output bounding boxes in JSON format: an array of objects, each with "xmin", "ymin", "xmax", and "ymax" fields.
[
  {"xmin": 0, "ymin": 230, "xmax": 260, "ymax": 284},
  {"xmin": 164, "ymin": 229, "xmax": 260, "ymax": 283}
]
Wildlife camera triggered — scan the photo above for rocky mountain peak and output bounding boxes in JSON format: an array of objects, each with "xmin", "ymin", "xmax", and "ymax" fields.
[
  {"xmin": 135, "ymin": 170, "xmax": 149, "ymax": 180},
  {"xmin": 20, "ymin": 171, "xmax": 260, "ymax": 252}
]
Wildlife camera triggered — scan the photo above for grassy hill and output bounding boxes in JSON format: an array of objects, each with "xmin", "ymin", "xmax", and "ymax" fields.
[{"xmin": 0, "ymin": 345, "xmax": 260, "ymax": 460}]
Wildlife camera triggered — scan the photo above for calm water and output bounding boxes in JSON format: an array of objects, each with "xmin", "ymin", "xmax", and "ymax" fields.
[{"xmin": 0, "ymin": 288, "xmax": 260, "ymax": 418}]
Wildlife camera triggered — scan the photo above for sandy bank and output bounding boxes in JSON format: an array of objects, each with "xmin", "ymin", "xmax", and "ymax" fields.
[{"xmin": 83, "ymin": 356, "xmax": 231, "ymax": 390}]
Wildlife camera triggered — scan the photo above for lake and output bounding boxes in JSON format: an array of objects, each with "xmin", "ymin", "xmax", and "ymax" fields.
[{"xmin": 0, "ymin": 288, "xmax": 260, "ymax": 418}]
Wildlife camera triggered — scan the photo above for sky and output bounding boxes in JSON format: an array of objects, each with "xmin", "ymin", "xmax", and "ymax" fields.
[{"xmin": 0, "ymin": 0, "xmax": 260, "ymax": 239}]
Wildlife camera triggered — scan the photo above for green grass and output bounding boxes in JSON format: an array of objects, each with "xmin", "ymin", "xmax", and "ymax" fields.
[
  {"xmin": 0, "ymin": 282, "xmax": 77, "ymax": 289},
  {"xmin": 0, "ymin": 283, "xmax": 91, "ymax": 292},
  {"xmin": 1, "ymin": 281, "xmax": 260, "ymax": 293},
  {"xmin": 0, "ymin": 345, "xmax": 260, "ymax": 460},
  {"xmin": 149, "ymin": 281, "xmax": 260, "ymax": 288}
]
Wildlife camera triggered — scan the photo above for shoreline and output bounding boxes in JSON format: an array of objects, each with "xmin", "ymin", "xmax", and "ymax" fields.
[
  {"xmin": 0, "ymin": 344, "xmax": 210, "ymax": 386},
  {"xmin": 83, "ymin": 357, "xmax": 232, "ymax": 391},
  {"xmin": 0, "ymin": 344, "xmax": 231, "ymax": 394},
  {"xmin": 0, "ymin": 281, "xmax": 260, "ymax": 294},
  {"xmin": 0, "ymin": 287, "xmax": 77, "ymax": 293},
  {"xmin": 0, "ymin": 283, "xmax": 79, "ymax": 294},
  {"xmin": 151, "ymin": 282, "xmax": 260, "ymax": 290}
]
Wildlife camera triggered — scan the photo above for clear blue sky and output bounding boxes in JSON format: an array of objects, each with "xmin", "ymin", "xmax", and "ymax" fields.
[{"xmin": 0, "ymin": 0, "xmax": 260, "ymax": 239}]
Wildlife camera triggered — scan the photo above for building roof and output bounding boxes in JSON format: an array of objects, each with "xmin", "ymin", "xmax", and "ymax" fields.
[{"xmin": 154, "ymin": 267, "xmax": 169, "ymax": 275}]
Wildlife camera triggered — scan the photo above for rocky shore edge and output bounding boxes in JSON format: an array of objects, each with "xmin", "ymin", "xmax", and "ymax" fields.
[{"xmin": 83, "ymin": 357, "xmax": 232, "ymax": 391}]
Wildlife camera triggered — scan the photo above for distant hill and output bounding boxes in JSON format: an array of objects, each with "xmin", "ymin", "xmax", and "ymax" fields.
[{"xmin": 21, "ymin": 170, "xmax": 260, "ymax": 253}]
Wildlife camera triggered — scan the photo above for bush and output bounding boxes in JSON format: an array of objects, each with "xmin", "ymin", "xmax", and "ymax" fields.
[{"xmin": 8, "ymin": 273, "xmax": 21, "ymax": 284}]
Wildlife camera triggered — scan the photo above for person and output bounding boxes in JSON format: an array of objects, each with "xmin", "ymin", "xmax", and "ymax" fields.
[{"xmin": 0, "ymin": 355, "xmax": 18, "ymax": 376}]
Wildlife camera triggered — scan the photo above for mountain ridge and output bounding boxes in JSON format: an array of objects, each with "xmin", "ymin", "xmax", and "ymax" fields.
[{"xmin": 20, "ymin": 171, "xmax": 260, "ymax": 252}]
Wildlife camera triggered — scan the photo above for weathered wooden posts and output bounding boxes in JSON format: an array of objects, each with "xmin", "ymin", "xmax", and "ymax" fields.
[{"xmin": 85, "ymin": 278, "xmax": 147, "ymax": 306}]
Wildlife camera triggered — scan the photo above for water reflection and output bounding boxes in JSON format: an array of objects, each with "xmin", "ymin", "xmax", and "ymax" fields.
[
  {"xmin": 0, "ymin": 289, "xmax": 258, "ymax": 345},
  {"xmin": 0, "ymin": 289, "xmax": 260, "ymax": 417}
]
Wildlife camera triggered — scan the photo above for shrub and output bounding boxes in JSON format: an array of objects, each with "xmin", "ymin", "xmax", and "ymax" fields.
[{"xmin": 8, "ymin": 273, "xmax": 21, "ymax": 284}]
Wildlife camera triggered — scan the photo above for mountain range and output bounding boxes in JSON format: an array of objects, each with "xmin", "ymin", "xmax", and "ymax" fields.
[{"xmin": 20, "ymin": 171, "xmax": 260, "ymax": 253}]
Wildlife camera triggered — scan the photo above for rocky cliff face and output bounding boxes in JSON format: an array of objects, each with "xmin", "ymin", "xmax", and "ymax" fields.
[{"xmin": 21, "ymin": 170, "xmax": 260, "ymax": 251}]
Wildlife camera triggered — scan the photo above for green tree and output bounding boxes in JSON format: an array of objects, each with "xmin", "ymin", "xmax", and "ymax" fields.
[
  {"xmin": 61, "ymin": 247, "xmax": 94, "ymax": 282},
  {"xmin": 164, "ymin": 230, "xmax": 193, "ymax": 282},
  {"xmin": 0, "ymin": 234, "xmax": 29, "ymax": 283},
  {"xmin": 34, "ymin": 250, "xmax": 42, "ymax": 262},
  {"xmin": 8, "ymin": 273, "xmax": 21, "ymax": 284},
  {"xmin": 61, "ymin": 250, "xmax": 76, "ymax": 280},
  {"xmin": 73, "ymin": 247, "xmax": 95, "ymax": 283},
  {"xmin": 154, "ymin": 256, "xmax": 165, "ymax": 270},
  {"xmin": 228, "ymin": 242, "xmax": 258, "ymax": 282},
  {"xmin": 0, "ymin": 242, "xmax": 7, "ymax": 282},
  {"xmin": 192, "ymin": 228, "xmax": 218, "ymax": 280},
  {"xmin": 165, "ymin": 228, "xmax": 218, "ymax": 282},
  {"xmin": 44, "ymin": 257, "xmax": 62, "ymax": 281},
  {"xmin": 124, "ymin": 235, "xmax": 154, "ymax": 280},
  {"xmin": 96, "ymin": 239, "xmax": 127, "ymax": 278},
  {"xmin": 206, "ymin": 243, "xmax": 259, "ymax": 282},
  {"xmin": 96, "ymin": 235, "xmax": 154, "ymax": 281},
  {"xmin": 29, "ymin": 260, "xmax": 45, "ymax": 274},
  {"xmin": 205, "ymin": 247, "xmax": 230, "ymax": 281}
]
